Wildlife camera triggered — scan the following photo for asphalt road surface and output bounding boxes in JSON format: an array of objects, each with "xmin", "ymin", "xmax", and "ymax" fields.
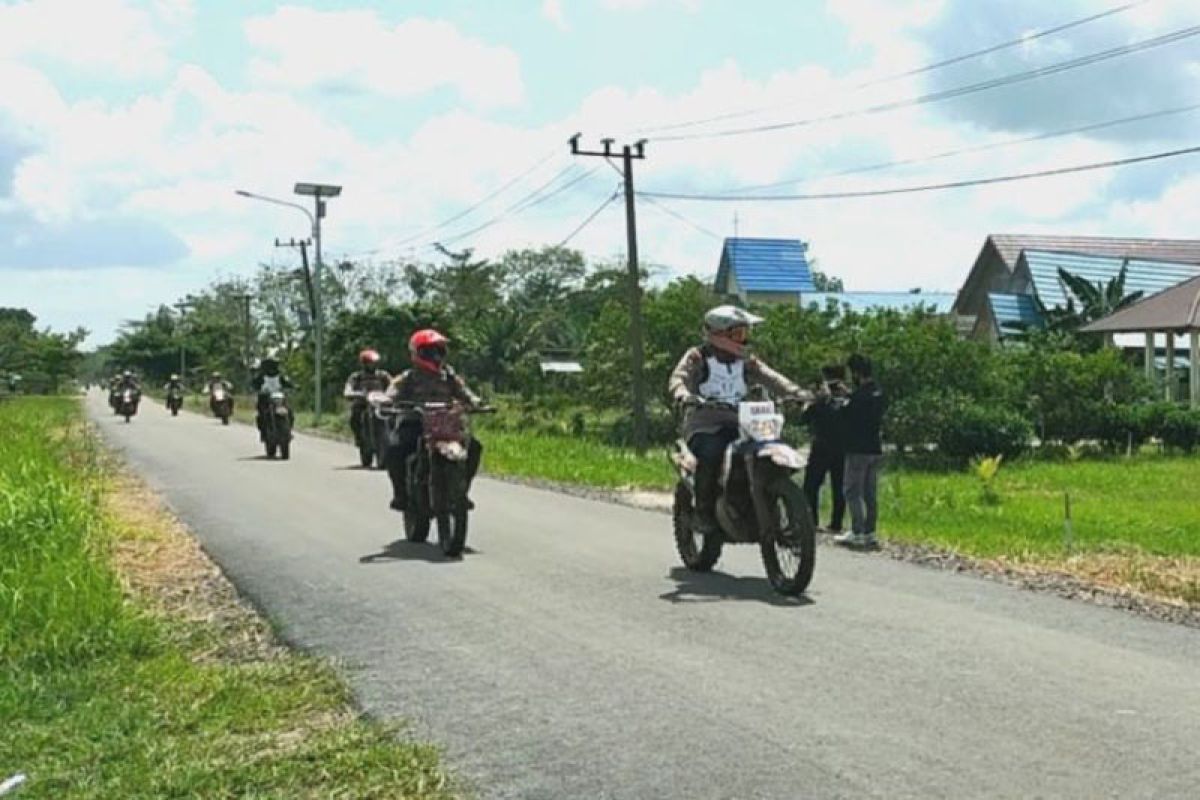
[{"xmin": 89, "ymin": 392, "xmax": 1200, "ymax": 800}]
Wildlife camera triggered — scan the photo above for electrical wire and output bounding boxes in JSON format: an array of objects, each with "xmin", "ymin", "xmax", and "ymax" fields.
[
  {"xmin": 637, "ymin": 0, "xmax": 1151, "ymax": 136},
  {"xmin": 640, "ymin": 195, "xmax": 723, "ymax": 240},
  {"xmin": 558, "ymin": 188, "xmax": 622, "ymax": 247},
  {"xmin": 654, "ymin": 22, "xmax": 1200, "ymax": 142},
  {"xmin": 712, "ymin": 100, "xmax": 1200, "ymax": 195},
  {"xmin": 638, "ymin": 143, "xmax": 1200, "ymax": 202}
]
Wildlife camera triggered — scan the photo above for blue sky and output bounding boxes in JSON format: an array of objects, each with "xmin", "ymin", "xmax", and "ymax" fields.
[{"xmin": 2, "ymin": 0, "xmax": 1199, "ymax": 344}]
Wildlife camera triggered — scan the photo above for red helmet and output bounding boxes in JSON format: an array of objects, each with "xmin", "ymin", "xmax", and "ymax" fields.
[
  {"xmin": 358, "ymin": 348, "xmax": 381, "ymax": 367},
  {"xmin": 409, "ymin": 329, "xmax": 449, "ymax": 374}
]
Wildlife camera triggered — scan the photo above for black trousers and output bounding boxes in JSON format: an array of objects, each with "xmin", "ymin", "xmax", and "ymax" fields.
[
  {"xmin": 688, "ymin": 427, "xmax": 738, "ymax": 517},
  {"xmin": 802, "ymin": 443, "xmax": 846, "ymax": 530},
  {"xmin": 386, "ymin": 421, "xmax": 482, "ymax": 505},
  {"xmin": 349, "ymin": 402, "xmax": 367, "ymax": 444}
]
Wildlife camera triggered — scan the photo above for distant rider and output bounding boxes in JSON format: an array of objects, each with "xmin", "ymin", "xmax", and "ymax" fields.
[
  {"xmin": 343, "ymin": 349, "xmax": 393, "ymax": 448},
  {"xmin": 384, "ymin": 329, "xmax": 482, "ymax": 512},
  {"xmin": 250, "ymin": 354, "xmax": 294, "ymax": 438},
  {"xmin": 163, "ymin": 373, "xmax": 185, "ymax": 407},
  {"xmin": 668, "ymin": 305, "xmax": 807, "ymax": 535}
]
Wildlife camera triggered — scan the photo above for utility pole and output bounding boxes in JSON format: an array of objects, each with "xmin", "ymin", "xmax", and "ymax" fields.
[
  {"xmin": 294, "ymin": 182, "xmax": 342, "ymax": 425},
  {"xmin": 275, "ymin": 238, "xmax": 316, "ymax": 327},
  {"xmin": 570, "ymin": 134, "xmax": 649, "ymax": 453},
  {"xmin": 174, "ymin": 300, "xmax": 193, "ymax": 385},
  {"xmin": 232, "ymin": 291, "xmax": 253, "ymax": 390}
]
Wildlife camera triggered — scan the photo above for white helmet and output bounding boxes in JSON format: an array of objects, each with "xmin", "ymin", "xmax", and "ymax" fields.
[{"xmin": 703, "ymin": 305, "xmax": 762, "ymax": 357}]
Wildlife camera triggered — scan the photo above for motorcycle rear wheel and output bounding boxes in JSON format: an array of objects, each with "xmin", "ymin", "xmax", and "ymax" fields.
[
  {"xmin": 759, "ymin": 479, "xmax": 816, "ymax": 596},
  {"xmin": 404, "ymin": 510, "xmax": 430, "ymax": 543},
  {"xmin": 673, "ymin": 481, "xmax": 722, "ymax": 571},
  {"xmin": 280, "ymin": 440, "xmax": 290, "ymax": 460}
]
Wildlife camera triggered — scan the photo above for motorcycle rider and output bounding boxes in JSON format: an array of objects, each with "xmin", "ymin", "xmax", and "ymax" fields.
[
  {"xmin": 250, "ymin": 353, "xmax": 294, "ymax": 439},
  {"xmin": 343, "ymin": 349, "xmax": 393, "ymax": 448},
  {"xmin": 162, "ymin": 373, "xmax": 185, "ymax": 408},
  {"xmin": 384, "ymin": 329, "xmax": 482, "ymax": 512},
  {"xmin": 668, "ymin": 305, "xmax": 808, "ymax": 535},
  {"xmin": 207, "ymin": 371, "xmax": 233, "ymax": 394}
]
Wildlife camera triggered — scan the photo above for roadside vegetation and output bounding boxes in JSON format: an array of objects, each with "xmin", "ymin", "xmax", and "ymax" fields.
[{"xmin": 1, "ymin": 397, "xmax": 456, "ymax": 798}]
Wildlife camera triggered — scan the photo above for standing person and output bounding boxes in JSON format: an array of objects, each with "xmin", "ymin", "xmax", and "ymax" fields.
[
  {"xmin": 836, "ymin": 354, "xmax": 886, "ymax": 549},
  {"xmin": 801, "ymin": 364, "xmax": 849, "ymax": 533}
]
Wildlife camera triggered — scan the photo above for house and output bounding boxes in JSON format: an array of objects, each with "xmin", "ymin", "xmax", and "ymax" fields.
[
  {"xmin": 802, "ymin": 291, "xmax": 955, "ymax": 315},
  {"xmin": 714, "ymin": 237, "xmax": 815, "ymax": 304},
  {"xmin": 952, "ymin": 234, "xmax": 1200, "ymax": 342}
]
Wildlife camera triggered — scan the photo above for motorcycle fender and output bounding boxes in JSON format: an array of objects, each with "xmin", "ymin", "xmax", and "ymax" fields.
[{"xmin": 757, "ymin": 443, "xmax": 804, "ymax": 470}]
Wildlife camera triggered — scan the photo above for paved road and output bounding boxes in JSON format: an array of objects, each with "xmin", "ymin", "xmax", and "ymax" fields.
[{"xmin": 89, "ymin": 392, "xmax": 1200, "ymax": 800}]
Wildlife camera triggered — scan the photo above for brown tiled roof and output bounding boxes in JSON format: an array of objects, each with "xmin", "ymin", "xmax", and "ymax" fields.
[
  {"xmin": 989, "ymin": 234, "xmax": 1200, "ymax": 270},
  {"xmin": 1081, "ymin": 274, "xmax": 1200, "ymax": 333}
]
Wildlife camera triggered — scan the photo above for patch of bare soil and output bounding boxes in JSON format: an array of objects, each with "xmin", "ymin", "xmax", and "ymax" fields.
[{"xmin": 106, "ymin": 471, "xmax": 289, "ymax": 664}]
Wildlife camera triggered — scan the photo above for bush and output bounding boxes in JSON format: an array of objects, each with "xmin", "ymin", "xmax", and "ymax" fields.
[
  {"xmin": 605, "ymin": 408, "xmax": 678, "ymax": 447},
  {"xmin": 885, "ymin": 391, "xmax": 966, "ymax": 452},
  {"xmin": 1160, "ymin": 408, "xmax": 1200, "ymax": 453},
  {"xmin": 937, "ymin": 404, "xmax": 1033, "ymax": 461}
]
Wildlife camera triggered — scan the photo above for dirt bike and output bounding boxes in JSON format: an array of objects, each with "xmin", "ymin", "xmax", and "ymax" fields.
[
  {"xmin": 166, "ymin": 387, "xmax": 184, "ymax": 416},
  {"xmin": 209, "ymin": 386, "xmax": 233, "ymax": 425},
  {"xmin": 258, "ymin": 391, "xmax": 292, "ymax": 460},
  {"xmin": 115, "ymin": 388, "xmax": 140, "ymax": 423},
  {"xmin": 383, "ymin": 400, "xmax": 494, "ymax": 557},
  {"xmin": 351, "ymin": 391, "xmax": 391, "ymax": 469},
  {"xmin": 672, "ymin": 397, "xmax": 816, "ymax": 596}
]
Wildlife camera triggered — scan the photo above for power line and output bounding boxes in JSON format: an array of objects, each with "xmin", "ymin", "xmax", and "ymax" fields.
[
  {"xmin": 638, "ymin": 143, "xmax": 1200, "ymax": 202},
  {"xmin": 639, "ymin": 0, "xmax": 1150, "ymax": 136},
  {"xmin": 655, "ymin": 22, "xmax": 1200, "ymax": 142},
  {"xmin": 640, "ymin": 195, "xmax": 723, "ymax": 240},
  {"xmin": 558, "ymin": 188, "xmax": 621, "ymax": 247},
  {"xmin": 712, "ymin": 100, "xmax": 1200, "ymax": 195},
  {"xmin": 386, "ymin": 150, "xmax": 558, "ymax": 249}
]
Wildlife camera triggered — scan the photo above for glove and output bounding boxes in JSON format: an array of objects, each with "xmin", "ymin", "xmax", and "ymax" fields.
[{"xmin": 677, "ymin": 393, "xmax": 701, "ymax": 409}]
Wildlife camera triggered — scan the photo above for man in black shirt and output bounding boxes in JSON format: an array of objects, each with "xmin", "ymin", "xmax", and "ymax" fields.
[
  {"xmin": 801, "ymin": 364, "xmax": 848, "ymax": 532},
  {"xmin": 836, "ymin": 354, "xmax": 886, "ymax": 549}
]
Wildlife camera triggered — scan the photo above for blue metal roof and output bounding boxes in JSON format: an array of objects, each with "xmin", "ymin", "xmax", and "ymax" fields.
[
  {"xmin": 1022, "ymin": 250, "xmax": 1200, "ymax": 310},
  {"xmin": 803, "ymin": 291, "xmax": 955, "ymax": 314},
  {"xmin": 987, "ymin": 292, "xmax": 1043, "ymax": 334},
  {"xmin": 715, "ymin": 237, "xmax": 815, "ymax": 294}
]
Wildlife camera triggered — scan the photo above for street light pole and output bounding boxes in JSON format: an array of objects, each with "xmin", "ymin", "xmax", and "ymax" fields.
[{"xmin": 236, "ymin": 186, "xmax": 339, "ymax": 423}]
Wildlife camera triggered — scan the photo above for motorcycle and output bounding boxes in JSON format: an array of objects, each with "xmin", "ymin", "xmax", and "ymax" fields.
[
  {"xmin": 352, "ymin": 391, "xmax": 391, "ymax": 469},
  {"xmin": 671, "ymin": 397, "xmax": 816, "ymax": 596},
  {"xmin": 166, "ymin": 387, "xmax": 184, "ymax": 416},
  {"xmin": 209, "ymin": 386, "xmax": 233, "ymax": 425},
  {"xmin": 115, "ymin": 388, "xmax": 140, "ymax": 423},
  {"xmin": 259, "ymin": 391, "xmax": 292, "ymax": 460},
  {"xmin": 384, "ymin": 399, "xmax": 494, "ymax": 557}
]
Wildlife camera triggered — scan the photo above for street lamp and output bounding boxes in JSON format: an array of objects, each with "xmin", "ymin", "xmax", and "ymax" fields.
[{"xmin": 236, "ymin": 183, "xmax": 342, "ymax": 423}]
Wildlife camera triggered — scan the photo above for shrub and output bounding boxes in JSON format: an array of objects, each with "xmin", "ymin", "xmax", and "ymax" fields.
[
  {"xmin": 1160, "ymin": 408, "xmax": 1200, "ymax": 453},
  {"xmin": 884, "ymin": 391, "xmax": 966, "ymax": 453},
  {"xmin": 937, "ymin": 404, "xmax": 1033, "ymax": 461},
  {"xmin": 605, "ymin": 408, "xmax": 678, "ymax": 447}
]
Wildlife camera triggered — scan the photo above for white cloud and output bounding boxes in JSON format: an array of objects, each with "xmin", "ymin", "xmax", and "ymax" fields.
[
  {"xmin": 0, "ymin": 0, "xmax": 173, "ymax": 77},
  {"xmin": 244, "ymin": 7, "xmax": 524, "ymax": 107},
  {"xmin": 602, "ymin": 0, "xmax": 702, "ymax": 11},
  {"xmin": 542, "ymin": 0, "xmax": 569, "ymax": 30}
]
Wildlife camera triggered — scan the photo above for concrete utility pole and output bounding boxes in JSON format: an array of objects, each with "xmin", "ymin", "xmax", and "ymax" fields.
[
  {"xmin": 232, "ymin": 291, "xmax": 254, "ymax": 390},
  {"xmin": 174, "ymin": 300, "xmax": 193, "ymax": 384},
  {"xmin": 275, "ymin": 238, "xmax": 316, "ymax": 328},
  {"xmin": 569, "ymin": 134, "xmax": 649, "ymax": 453}
]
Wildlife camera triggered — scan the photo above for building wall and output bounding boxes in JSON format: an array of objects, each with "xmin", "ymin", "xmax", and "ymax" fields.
[
  {"xmin": 746, "ymin": 290, "xmax": 802, "ymax": 305},
  {"xmin": 955, "ymin": 243, "xmax": 1024, "ymax": 341}
]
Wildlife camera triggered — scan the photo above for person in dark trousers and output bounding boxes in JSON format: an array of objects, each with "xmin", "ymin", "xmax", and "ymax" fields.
[
  {"xmin": 801, "ymin": 364, "xmax": 849, "ymax": 532},
  {"xmin": 836, "ymin": 354, "xmax": 886, "ymax": 549}
]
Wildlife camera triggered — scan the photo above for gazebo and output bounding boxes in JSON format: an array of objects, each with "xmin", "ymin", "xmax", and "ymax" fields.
[{"xmin": 1081, "ymin": 274, "xmax": 1200, "ymax": 407}]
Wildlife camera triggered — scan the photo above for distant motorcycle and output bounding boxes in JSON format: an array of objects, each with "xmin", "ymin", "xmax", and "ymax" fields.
[
  {"xmin": 353, "ymin": 391, "xmax": 391, "ymax": 469},
  {"xmin": 209, "ymin": 386, "xmax": 233, "ymax": 425},
  {"xmin": 384, "ymin": 399, "xmax": 493, "ymax": 557},
  {"xmin": 166, "ymin": 387, "xmax": 184, "ymax": 416},
  {"xmin": 259, "ymin": 391, "xmax": 292, "ymax": 460},
  {"xmin": 671, "ymin": 397, "xmax": 816, "ymax": 596},
  {"xmin": 115, "ymin": 388, "xmax": 141, "ymax": 424}
]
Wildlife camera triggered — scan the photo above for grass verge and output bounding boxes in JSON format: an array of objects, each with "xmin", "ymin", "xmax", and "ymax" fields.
[{"xmin": 1, "ymin": 397, "xmax": 456, "ymax": 798}]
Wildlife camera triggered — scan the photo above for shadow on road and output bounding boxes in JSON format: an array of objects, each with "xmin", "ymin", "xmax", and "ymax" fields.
[
  {"xmin": 359, "ymin": 540, "xmax": 479, "ymax": 564},
  {"xmin": 659, "ymin": 567, "xmax": 815, "ymax": 608},
  {"xmin": 236, "ymin": 455, "xmax": 284, "ymax": 462}
]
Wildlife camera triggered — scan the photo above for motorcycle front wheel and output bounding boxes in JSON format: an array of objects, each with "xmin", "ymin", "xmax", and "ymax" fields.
[
  {"xmin": 673, "ymin": 481, "xmax": 722, "ymax": 571},
  {"xmin": 759, "ymin": 478, "xmax": 816, "ymax": 596},
  {"xmin": 435, "ymin": 461, "xmax": 468, "ymax": 557},
  {"xmin": 404, "ymin": 458, "xmax": 431, "ymax": 543}
]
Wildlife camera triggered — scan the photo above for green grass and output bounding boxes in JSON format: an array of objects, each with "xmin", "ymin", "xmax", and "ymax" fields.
[
  {"xmin": 1, "ymin": 397, "xmax": 455, "ymax": 798},
  {"xmin": 481, "ymin": 429, "xmax": 674, "ymax": 490},
  {"xmin": 878, "ymin": 457, "xmax": 1200, "ymax": 560}
]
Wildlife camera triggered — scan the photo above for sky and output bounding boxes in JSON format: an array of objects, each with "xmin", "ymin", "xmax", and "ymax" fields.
[{"xmin": 2, "ymin": 0, "xmax": 1200, "ymax": 345}]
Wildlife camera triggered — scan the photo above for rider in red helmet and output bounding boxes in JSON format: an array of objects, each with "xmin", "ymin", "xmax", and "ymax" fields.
[
  {"xmin": 343, "ymin": 348, "xmax": 393, "ymax": 449},
  {"xmin": 384, "ymin": 329, "xmax": 483, "ymax": 511}
]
